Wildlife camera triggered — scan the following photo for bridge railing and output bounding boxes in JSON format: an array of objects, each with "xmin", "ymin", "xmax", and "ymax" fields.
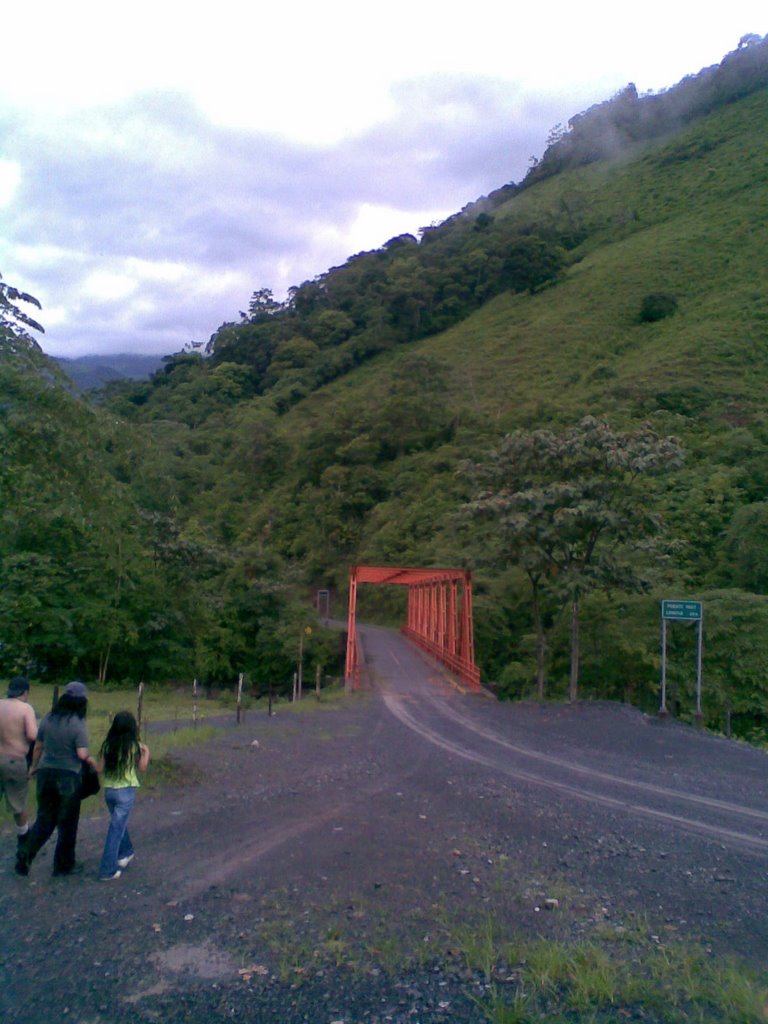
[{"xmin": 401, "ymin": 626, "xmax": 481, "ymax": 690}]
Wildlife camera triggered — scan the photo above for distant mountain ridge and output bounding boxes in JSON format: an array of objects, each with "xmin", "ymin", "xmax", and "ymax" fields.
[{"xmin": 55, "ymin": 353, "xmax": 164, "ymax": 390}]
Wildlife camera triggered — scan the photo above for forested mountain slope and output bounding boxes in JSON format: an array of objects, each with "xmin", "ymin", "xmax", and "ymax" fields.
[{"xmin": 3, "ymin": 37, "xmax": 768, "ymax": 739}]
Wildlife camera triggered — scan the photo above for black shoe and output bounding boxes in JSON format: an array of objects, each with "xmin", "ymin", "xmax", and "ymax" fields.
[
  {"xmin": 14, "ymin": 855, "xmax": 29, "ymax": 877},
  {"xmin": 52, "ymin": 863, "xmax": 83, "ymax": 877}
]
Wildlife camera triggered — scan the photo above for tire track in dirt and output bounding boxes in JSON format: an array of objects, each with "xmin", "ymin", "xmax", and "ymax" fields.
[
  {"xmin": 381, "ymin": 690, "xmax": 768, "ymax": 855},
  {"xmin": 360, "ymin": 625, "xmax": 768, "ymax": 855},
  {"xmin": 173, "ymin": 701, "xmax": 439, "ymax": 896},
  {"xmin": 419, "ymin": 683, "xmax": 768, "ymax": 826}
]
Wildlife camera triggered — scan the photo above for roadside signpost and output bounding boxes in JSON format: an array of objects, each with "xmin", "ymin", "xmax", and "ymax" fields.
[
  {"xmin": 236, "ymin": 672, "xmax": 244, "ymax": 724},
  {"xmin": 317, "ymin": 589, "xmax": 331, "ymax": 621},
  {"xmin": 660, "ymin": 600, "xmax": 703, "ymax": 721},
  {"xmin": 661, "ymin": 600, "xmax": 702, "ymax": 622}
]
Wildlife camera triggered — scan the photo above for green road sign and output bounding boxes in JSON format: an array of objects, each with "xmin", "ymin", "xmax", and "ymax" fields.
[{"xmin": 661, "ymin": 599, "xmax": 702, "ymax": 621}]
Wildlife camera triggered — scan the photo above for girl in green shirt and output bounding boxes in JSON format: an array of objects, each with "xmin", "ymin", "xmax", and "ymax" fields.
[{"xmin": 97, "ymin": 711, "xmax": 149, "ymax": 880}]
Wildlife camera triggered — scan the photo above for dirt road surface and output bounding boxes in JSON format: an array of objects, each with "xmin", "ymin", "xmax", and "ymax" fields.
[{"xmin": 2, "ymin": 624, "xmax": 768, "ymax": 1022}]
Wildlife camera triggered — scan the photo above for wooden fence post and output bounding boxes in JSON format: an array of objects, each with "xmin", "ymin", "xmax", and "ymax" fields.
[
  {"xmin": 137, "ymin": 681, "xmax": 145, "ymax": 737},
  {"xmin": 236, "ymin": 672, "xmax": 244, "ymax": 724}
]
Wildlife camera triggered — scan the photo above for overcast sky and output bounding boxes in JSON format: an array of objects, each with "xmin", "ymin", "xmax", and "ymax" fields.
[{"xmin": 1, "ymin": 2, "xmax": 765, "ymax": 359}]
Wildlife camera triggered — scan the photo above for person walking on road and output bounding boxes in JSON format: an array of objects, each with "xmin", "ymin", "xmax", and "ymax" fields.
[
  {"xmin": 97, "ymin": 711, "xmax": 149, "ymax": 881},
  {"xmin": 0, "ymin": 676, "xmax": 38, "ymax": 856},
  {"xmin": 16, "ymin": 681, "xmax": 97, "ymax": 878}
]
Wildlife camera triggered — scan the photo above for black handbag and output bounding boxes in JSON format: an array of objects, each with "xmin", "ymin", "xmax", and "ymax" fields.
[{"xmin": 80, "ymin": 762, "xmax": 101, "ymax": 799}]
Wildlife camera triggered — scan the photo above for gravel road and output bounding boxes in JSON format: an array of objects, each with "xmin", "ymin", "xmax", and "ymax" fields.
[{"xmin": 2, "ymin": 623, "xmax": 767, "ymax": 1023}]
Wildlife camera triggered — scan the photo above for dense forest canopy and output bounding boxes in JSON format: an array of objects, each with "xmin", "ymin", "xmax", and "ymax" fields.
[{"xmin": 3, "ymin": 36, "xmax": 768, "ymax": 740}]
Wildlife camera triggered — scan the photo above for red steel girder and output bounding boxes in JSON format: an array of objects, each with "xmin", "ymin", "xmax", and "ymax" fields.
[{"xmin": 345, "ymin": 564, "xmax": 480, "ymax": 690}]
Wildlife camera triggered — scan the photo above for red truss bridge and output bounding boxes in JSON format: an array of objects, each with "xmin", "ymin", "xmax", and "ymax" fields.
[{"xmin": 344, "ymin": 565, "xmax": 481, "ymax": 691}]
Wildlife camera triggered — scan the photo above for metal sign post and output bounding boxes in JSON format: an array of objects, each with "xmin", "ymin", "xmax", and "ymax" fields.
[
  {"xmin": 695, "ymin": 612, "xmax": 704, "ymax": 724},
  {"xmin": 236, "ymin": 672, "xmax": 244, "ymax": 725},
  {"xmin": 660, "ymin": 617, "xmax": 668, "ymax": 715},
  {"xmin": 660, "ymin": 600, "xmax": 703, "ymax": 722}
]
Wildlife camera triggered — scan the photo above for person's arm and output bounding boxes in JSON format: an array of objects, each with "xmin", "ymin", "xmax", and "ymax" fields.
[
  {"xmin": 75, "ymin": 717, "xmax": 95, "ymax": 769},
  {"xmin": 28, "ymin": 739, "xmax": 44, "ymax": 774},
  {"xmin": 76, "ymin": 747, "xmax": 97, "ymax": 770},
  {"xmin": 25, "ymin": 706, "xmax": 38, "ymax": 744},
  {"xmin": 138, "ymin": 743, "xmax": 150, "ymax": 772}
]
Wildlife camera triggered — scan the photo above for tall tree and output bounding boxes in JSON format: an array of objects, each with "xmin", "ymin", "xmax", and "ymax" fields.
[
  {"xmin": 0, "ymin": 272, "xmax": 44, "ymax": 352},
  {"xmin": 0, "ymin": 349, "xmax": 140, "ymax": 676},
  {"xmin": 722, "ymin": 502, "xmax": 768, "ymax": 593},
  {"xmin": 464, "ymin": 417, "xmax": 684, "ymax": 700}
]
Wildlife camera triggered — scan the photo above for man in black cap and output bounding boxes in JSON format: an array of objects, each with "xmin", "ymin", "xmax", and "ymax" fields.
[{"xmin": 0, "ymin": 676, "xmax": 38, "ymax": 852}]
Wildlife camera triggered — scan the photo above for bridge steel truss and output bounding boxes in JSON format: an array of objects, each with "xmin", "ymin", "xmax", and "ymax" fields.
[{"xmin": 344, "ymin": 565, "xmax": 481, "ymax": 691}]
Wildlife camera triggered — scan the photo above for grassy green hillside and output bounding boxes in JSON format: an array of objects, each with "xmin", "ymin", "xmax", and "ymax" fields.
[
  {"xmin": 223, "ymin": 82, "xmax": 768, "ymax": 728},
  {"xmin": 261, "ymin": 86, "xmax": 768, "ymax": 525},
  {"xmin": 299, "ymin": 87, "xmax": 768, "ymax": 431}
]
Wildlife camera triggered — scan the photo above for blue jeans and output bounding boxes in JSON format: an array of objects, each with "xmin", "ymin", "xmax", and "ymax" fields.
[{"xmin": 98, "ymin": 787, "xmax": 136, "ymax": 878}]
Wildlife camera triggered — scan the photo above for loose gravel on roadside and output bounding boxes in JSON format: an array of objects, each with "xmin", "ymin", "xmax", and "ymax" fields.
[{"xmin": 3, "ymin": 651, "xmax": 768, "ymax": 1023}]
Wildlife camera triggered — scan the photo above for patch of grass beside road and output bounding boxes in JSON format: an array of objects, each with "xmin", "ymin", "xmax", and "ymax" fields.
[
  {"xmin": 244, "ymin": 884, "xmax": 768, "ymax": 1023},
  {"xmin": 471, "ymin": 930, "xmax": 768, "ymax": 1023},
  {"xmin": 140, "ymin": 725, "xmax": 224, "ymax": 791}
]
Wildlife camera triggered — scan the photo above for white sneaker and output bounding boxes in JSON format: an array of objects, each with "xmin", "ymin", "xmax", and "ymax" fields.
[
  {"xmin": 117, "ymin": 854, "xmax": 134, "ymax": 869},
  {"xmin": 100, "ymin": 870, "xmax": 122, "ymax": 881}
]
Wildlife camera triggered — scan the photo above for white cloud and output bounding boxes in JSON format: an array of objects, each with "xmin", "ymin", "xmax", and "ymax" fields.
[
  {"xmin": 123, "ymin": 258, "xmax": 189, "ymax": 284},
  {"xmin": 0, "ymin": 4, "xmax": 765, "ymax": 357},
  {"xmin": 83, "ymin": 270, "xmax": 137, "ymax": 303},
  {"xmin": 12, "ymin": 243, "xmax": 86, "ymax": 270},
  {"xmin": 3, "ymin": 77, "xmax": 559, "ymax": 356},
  {"xmin": 6, "ymin": 2, "xmax": 766, "ymax": 141},
  {"xmin": 0, "ymin": 159, "xmax": 20, "ymax": 207},
  {"xmin": 339, "ymin": 202, "xmax": 446, "ymax": 253}
]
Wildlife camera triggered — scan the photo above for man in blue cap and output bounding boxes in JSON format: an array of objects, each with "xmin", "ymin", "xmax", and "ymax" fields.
[{"xmin": 0, "ymin": 676, "xmax": 38, "ymax": 854}]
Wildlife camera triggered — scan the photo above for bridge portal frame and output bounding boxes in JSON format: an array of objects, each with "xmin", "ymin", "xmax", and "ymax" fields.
[{"xmin": 344, "ymin": 565, "xmax": 480, "ymax": 690}]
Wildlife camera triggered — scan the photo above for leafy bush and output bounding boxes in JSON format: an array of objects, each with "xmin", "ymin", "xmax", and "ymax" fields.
[
  {"xmin": 495, "ymin": 660, "xmax": 536, "ymax": 700},
  {"xmin": 639, "ymin": 293, "xmax": 678, "ymax": 323}
]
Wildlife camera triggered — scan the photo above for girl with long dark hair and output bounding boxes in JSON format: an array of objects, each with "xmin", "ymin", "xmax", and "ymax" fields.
[
  {"xmin": 16, "ymin": 681, "xmax": 95, "ymax": 877},
  {"xmin": 97, "ymin": 711, "xmax": 149, "ymax": 880}
]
